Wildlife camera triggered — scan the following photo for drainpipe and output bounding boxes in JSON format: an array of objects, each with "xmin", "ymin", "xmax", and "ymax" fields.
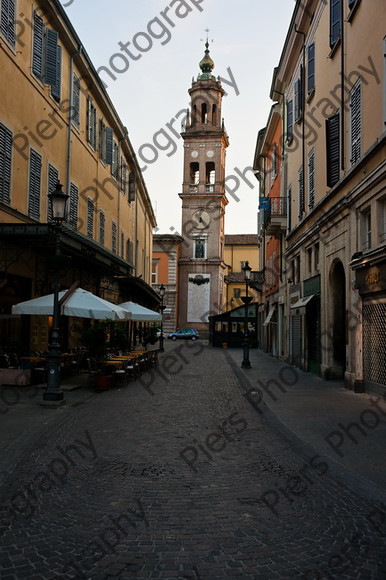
[
  {"xmin": 66, "ymin": 45, "xmax": 83, "ymax": 197},
  {"xmin": 340, "ymin": 0, "xmax": 345, "ymax": 172},
  {"xmin": 295, "ymin": 26, "xmax": 306, "ymax": 217}
]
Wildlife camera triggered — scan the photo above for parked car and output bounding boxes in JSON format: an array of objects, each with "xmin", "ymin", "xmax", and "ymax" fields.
[{"xmin": 168, "ymin": 328, "xmax": 199, "ymax": 341}]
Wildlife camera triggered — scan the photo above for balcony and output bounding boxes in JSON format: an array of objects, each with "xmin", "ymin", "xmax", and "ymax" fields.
[{"xmin": 259, "ymin": 196, "xmax": 287, "ymax": 237}]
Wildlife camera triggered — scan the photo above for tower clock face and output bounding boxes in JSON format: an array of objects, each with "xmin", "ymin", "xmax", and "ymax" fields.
[
  {"xmin": 191, "ymin": 150, "xmax": 199, "ymax": 158},
  {"xmin": 192, "ymin": 210, "xmax": 210, "ymax": 229},
  {"xmin": 206, "ymin": 150, "xmax": 214, "ymax": 158}
]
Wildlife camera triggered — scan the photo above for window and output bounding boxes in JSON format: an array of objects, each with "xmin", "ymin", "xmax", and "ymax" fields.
[
  {"xmin": 298, "ymin": 166, "xmax": 304, "ymax": 219},
  {"xmin": 330, "ymin": 0, "xmax": 342, "ymax": 48},
  {"xmin": 350, "ymin": 80, "xmax": 361, "ymax": 166},
  {"xmin": 314, "ymin": 243, "xmax": 320, "ymax": 271},
  {"xmin": 87, "ymin": 198, "xmax": 94, "ymax": 238},
  {"xmin": 127, "ymin": 239, "xmax": 134, "ymax": 264},
  {"xmin": 308, "ymin": 148, "xmax": 315, "ymax": 209},
  {"xmin": 152, "ymin": 260, "xmax": 158, "ymax": 284},
  {"xmin": 234, "ymin": 288, "xmax": 241, "ymax": 299},
  {"xmin": 47, "ymin": 164, "xmax": 59, "ymax": 222},
  {"xmin": 362, "ymin": 210, "xmax": 371, "ymax": 251},
  {"xmin": 307, "ymin": 43, "xmax": 315, "ymax": 95},
  {"xmin": 99, "ymin": 211, "xmax": 105, "ymax": 245},
  {"xmin": 112, "ymin": 221, "xmax": 117, "ymax": 253},
  {"xmin": 294, "ymin": 67, "xmax": 303, "ymax": 123},
  {"xmin": 307, "ymin": 248, "xmax": 313, "ymax": 275},
  {"xmin": 100, "ymin": 119, "xmax": 107, "ymax": 163},
  {"xmin": 194, "ymin": 237, "xmax": 207, "ymax": 259},
  {"xmin": 87, "ymin": 99, "xmax": 97, "ymax": 149},
  {"xmin": 69, "ymin": 183, "xmax": 78, "ymax": 229},
  {"xmin": 28, "ymin": 150, "xmax": 42, "ymax": 219},
  {"xmin": 129, "ymin": 172, "xmax": 136, "ymax": 202},
  {"xmin": 378, "ymin": 199, "xmax": 386, "ymax": 243},
  {"xmin": 326, "ymin": 112, "xmax": 340, "ymax": 187},
  {"xmin": 120, "ymin": 231, "xmax": 124, "ymax": 258},
  {"xmin": 296, "ymin": 255, "xmax": 301, "ymax": 284},
  {"xmin": 0, "ymin": 122, "xmax": 12, "ymax": 204},
  {"xmin": 32, "ymin": 13, "xmax": 62, "ymax": 100},
  {"xmin": 271, "ymin": 145, "xmax": 278, "ymax": 180},
  {"xmin": 205, "ymin": 162, "xmax": 215, "ymax": 192},
  {"xmin": 1, "ymin": 0, "xmax": 15, "ymax": 45},
  {"xmin": 72, "ymin": 73, "xmax": 80, "ymax": 128},
  {"xmin": 121, "ymin": 158, "xmax": 128, "ymax": 193},
  {"xmin": 286, "ymin": 99, "xmax": 293, "ymax": 141}
]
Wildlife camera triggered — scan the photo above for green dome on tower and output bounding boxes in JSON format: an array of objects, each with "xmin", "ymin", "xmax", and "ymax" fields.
[{"xmin": 199, "ymin": 41, "xmax": 214, "ymax": 79}]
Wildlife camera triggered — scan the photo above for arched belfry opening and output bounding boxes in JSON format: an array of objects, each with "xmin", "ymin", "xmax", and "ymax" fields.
[{"xmin": 201, "ymin": 102, "xmax": 208, "ymax": 124}]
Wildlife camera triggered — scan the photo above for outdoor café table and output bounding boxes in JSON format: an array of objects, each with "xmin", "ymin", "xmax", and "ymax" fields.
[{"xmin": 19, "ymin": 356, "xmax": 45, "ymax": 366}]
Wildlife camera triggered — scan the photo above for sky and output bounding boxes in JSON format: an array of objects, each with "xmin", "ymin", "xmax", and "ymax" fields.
[{"xmin": 60, "ymin": 0, "xmax": 295, "ymax": 235}]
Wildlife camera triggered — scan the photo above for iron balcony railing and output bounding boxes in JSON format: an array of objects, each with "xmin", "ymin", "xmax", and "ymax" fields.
[{"xmin": 259, "ymin": 196, "xmax": 287, "ymax": 228}]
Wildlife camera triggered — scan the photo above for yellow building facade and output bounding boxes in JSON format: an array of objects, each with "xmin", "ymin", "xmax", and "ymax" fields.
[{"xmin": 0, "ymin": 0, "xmax": 157, "ymax": 353}]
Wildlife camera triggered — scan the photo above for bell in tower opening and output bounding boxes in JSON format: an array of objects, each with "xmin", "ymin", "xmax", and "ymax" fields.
[{"xmin": 177, "ymin": 39, "xmax": 229, "ymax": 336}]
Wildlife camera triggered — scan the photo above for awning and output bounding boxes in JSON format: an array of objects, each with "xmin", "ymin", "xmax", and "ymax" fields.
[
  {"xmin": 119, "ymin": 301, "xmax": 162, "ymax": 322},
  {"xmin": 263, "ymin": 304, "xmax": 276, "ymax": 326},
  {"xmin": 290, "ymin": 294, "xmax": 316, "ymax": 315}
]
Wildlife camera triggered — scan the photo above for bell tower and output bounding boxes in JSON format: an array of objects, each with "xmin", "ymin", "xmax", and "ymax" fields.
[{"xmin": 177, "ymin": 40, "xmax": 229, "ymax": 334}]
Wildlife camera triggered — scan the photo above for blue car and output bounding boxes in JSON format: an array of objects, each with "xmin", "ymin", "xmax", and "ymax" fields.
[{"xmin": 168, "ymin": 328, "xmax": 199, "ymax": 341}]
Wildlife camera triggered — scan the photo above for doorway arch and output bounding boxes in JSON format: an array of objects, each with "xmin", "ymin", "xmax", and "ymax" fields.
[{"xmin": 329, "ymin": 259, "xmax": 346, "ymax": 378}]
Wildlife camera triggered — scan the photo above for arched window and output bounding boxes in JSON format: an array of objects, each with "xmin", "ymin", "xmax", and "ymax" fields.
[
  {"xmin": 212, "ymin": 104, "xmax": 217, "ymax": 125},
  {"xmin": 201, "ymin": 102, "xmax": 208, "ymax": 124},
  {"xmin": 190, "ymin": 162, "xmax": 199, "ymax": 192},
  {"xmin": 206, "ymin": 162, "xmax": 215, "ymax": 191}
]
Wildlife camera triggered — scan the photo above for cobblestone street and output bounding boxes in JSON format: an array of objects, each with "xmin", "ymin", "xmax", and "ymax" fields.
[{"xmin": 0, "ymin": 342, "xmax": 385, "ymax": 579}]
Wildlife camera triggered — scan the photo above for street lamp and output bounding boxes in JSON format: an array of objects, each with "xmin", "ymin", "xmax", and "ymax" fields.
[
  {"xmin": 241, "ymin": 261, "xmax": 252, "ymax": 369},
  {"xmin": 159, "ymin": 284, "xmax": 166, "ymax": 352},
  {"xmin": 43, "ymin": 181, "xmax": 69, "ymax": 405}
]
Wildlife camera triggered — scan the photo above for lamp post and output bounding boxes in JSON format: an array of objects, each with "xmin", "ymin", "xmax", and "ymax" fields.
[
  {"xmin": 241, "ymin": 261, "xmax": 252, "ymax": 369},
  {"xmin": 159, "ymin": 284, "xmax": 166, "ymax": 352},
  {"xmin": 43, "ymin": 182, "xmax": 69, "ymax": 405}
]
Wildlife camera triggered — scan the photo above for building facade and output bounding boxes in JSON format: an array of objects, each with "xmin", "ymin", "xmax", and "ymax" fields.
[
  {"xmin": 224, "ymin": 234, "xmax": 260, "ymax": 308},
  {"xmin": 255, "ymin": 0, "xmax": 386, "ymax": 394},
  {"xmin": 152, "ymin": 234, "xmax": 182, "ymax": 335},
  {"xmin": 0, "ymin": 0, "xmax": 158, "ymax": 353},
  {"xmin": 177, "ymin": 42, "xmax": 229, "ymax": 335}
]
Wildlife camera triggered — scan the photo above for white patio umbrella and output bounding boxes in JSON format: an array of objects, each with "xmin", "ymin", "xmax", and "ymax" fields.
[
  {"xmin": 119, "ymin": 301, "xmax": 162, "ymax": 322},
  {"xmin": 12, "ymin": 288, "xmax": 130, "ymax": 320}
]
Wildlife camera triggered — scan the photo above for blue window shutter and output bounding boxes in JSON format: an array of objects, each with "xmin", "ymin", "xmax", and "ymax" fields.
[
  {"xmin": 1, "ymin": 0, "xmax": 15, "ymax": 45},
  {"xmin": 330, "ymin": 0, "xmax": 342, "ymax": 47},
  {"xmin": 32, "ymin": 12, "xmax": 44, "ymax": 77},
  {"xmin": 45, "ymin": 29, "xmax": 59, "ymax": 87},
  {"xmin": 51, "ymin": 45, "xmax": 62, "ymax": 101},
  {"xmin": 105, "ymin": 127, "xmax": 114, "ymax": 165},
  {"xmin": 307, "ymin": 43, "xmax": 315, "ymax": 94}
]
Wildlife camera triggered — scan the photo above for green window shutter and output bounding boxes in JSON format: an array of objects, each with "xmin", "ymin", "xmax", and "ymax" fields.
[
  {"xmin": 28, "ymin": 150, "xmax": 42, "ymax": 219},
  {"xmin": 330, "ymin": 0, "xmax": 342, "ymax": 47},
  {"xmin": 45, "ymin": 29, "xmax": 59, "ymax": 88},
  {"xmin": 32, "ymin": 12, "xmax": 44, "ymax": 77},
  {"xmin": 326, "ymin": 113, "xmax": 340, "ymax": 187},
  {"xmin": 129, "ymin": 172, "xmax": 136, "ymax": 202},
  {"xmin": 51, "ymin": 45, "xmax": 62, "ymax": 101},
  {"xmin": 307, "ymin": 43, "xmax": 315, "ymax": 94},
  {"xmin": 1, "ymin": 0, "xmax": 15, "ymax": 45},
  {"xmin": 105, "ymin": 127, "xmax": 113, "ymax": 165},
  {"xmin": 73, "ymin": 74, "xmax": 80, "ymax": 127},
  {"xmin": 0, "ymin": 123, "xmax": 12, "ymax": 203}
]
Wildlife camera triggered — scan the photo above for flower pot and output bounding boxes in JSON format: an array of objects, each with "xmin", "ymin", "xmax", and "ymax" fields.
[{"xmin": 94, "ymin": 375, "xmax": 113, "ymax": 392}]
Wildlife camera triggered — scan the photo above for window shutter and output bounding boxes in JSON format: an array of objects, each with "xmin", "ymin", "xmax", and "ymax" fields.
[
  {"xmin": 0, "ymin": 123, "xmax": 12, "ymax": 203},
  {"xmin": 32, "ymin": 12, "xmax": 44, "ymax": 77},
  {"xmin": 45, "ymin": 29, "xmax": 59, "ymax": 88},
  {"xmin": 87, "ymin": 199, "xmax": 94, "ymax": 238},
  {"xmin": 129, "ymin": 172, "xmax": 136, "ymax": 202},
  {"xmin": 28, "ymin": 150, "xmax": 42, "ymax": 219},
  {"xmin": 69, "ymin": 183, "xmax": 79, "ymax": 229},
  {"xmin": 112, "ymin": 221, "xmax": 117, "ymax": 254},
  {"xmin": 330, "ymin": 0, "xmax": 342, "ymax": 47},
  {"xmin": 287, "ymin": 100, "xmax": 293, "ymax": 141},
  {"xmin": 350, "ymin": 81, "xmax": 361, "ymax": 165},
  {"xmin": 47, "ymin": 164, "xmax": 59, "ymax": 222},
  {"xmin": 308, "ymin": 149, "xmax": 315, "ymax": 209},
  {"xmin": 105, "ymin": 127, "xmax": 113, "ymax": 165},
  {"xmin": 73, "ymin": 74, "xmax": 80, "ymax": 127},
  {"xmin": 87, "ymin": 99, "xmax": 92, "ymax": 144},
  {"xmin": 298, "ymin": 166, "xmax": 304, "ymax": 218},
  {"xmin": 120, "ymin": 232, "xmax": 124, "ymax": 258},
  {"xmin": 99, "ymin": 211, "xmax": 105, "ymax": 245},
  {"xmin": 307, "ymin": 43, "xmax": 315, "ymax": 94},
  {"xmin": 1, "ymin": 0, "xmax": 15, "ymax": 45},
  {"xmin": 51, "ymin": 45, "xmax": 62, "ymax": 101},
  {"xmin": 326, "ymin": 113, "xmax": 340, "ymax": 187}
]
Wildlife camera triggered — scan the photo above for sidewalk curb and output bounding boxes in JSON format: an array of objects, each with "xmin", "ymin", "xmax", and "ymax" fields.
[{"xmin": 225, "ymin": 349, "xmax": 386, "ymax": 508}]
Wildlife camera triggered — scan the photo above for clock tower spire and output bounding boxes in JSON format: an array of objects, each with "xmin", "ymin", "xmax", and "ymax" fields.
[{"xmin": 177, "ymin": 41, "xmax": 229, "ymax": 334}]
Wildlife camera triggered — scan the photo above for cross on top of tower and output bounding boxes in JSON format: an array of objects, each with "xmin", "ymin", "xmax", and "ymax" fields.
[{"xmin": 199, "ymin": 29, "xmax": 215, "ymax": 78}]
